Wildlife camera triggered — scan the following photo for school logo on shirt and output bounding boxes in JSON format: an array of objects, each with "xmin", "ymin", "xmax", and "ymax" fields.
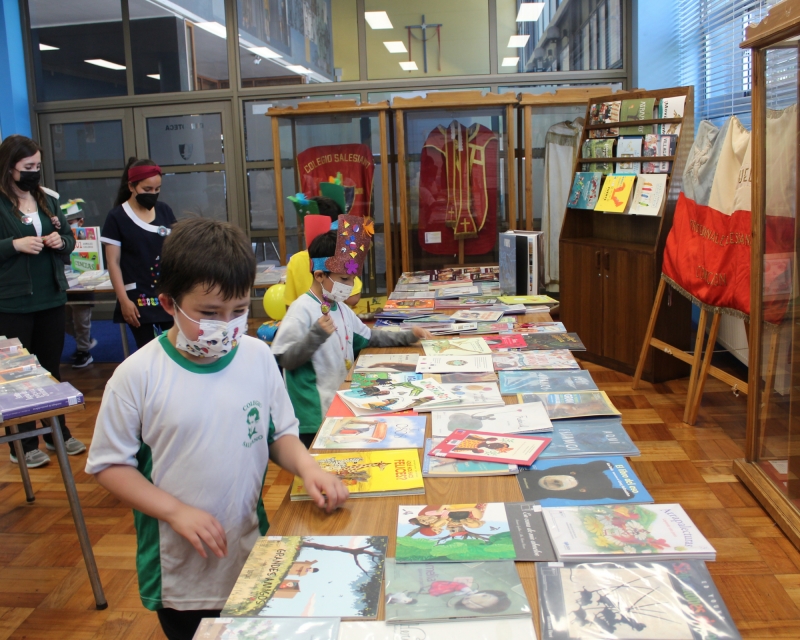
[{"xmin": 243, "ymin": 401, "xmax": 264, "ymax": 448}]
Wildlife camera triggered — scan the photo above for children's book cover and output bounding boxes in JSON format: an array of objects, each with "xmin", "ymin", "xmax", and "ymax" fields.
[
  {"xmin": 339, "ymin": 618, "xmax": 538, "ymax": 640},
  {"xmin": 416, "ymin": 355, "xmax": 495, "ymax": 374},
  {"xmin": 354, "ymin": 354, "xmax": 419, "ymax": 373},
  {"xmin": 583, "ymin": 139, "xmax": 615, "ymax": 174},
  {"xmin": 223, "ymin": 536, "xmax": 387, "ymax": 619},
  {"xmin": 388, "ymin": 291, "xmax": 435, "ymax": 300},
  {"xmin": 383, "ymin": 299, "xmax": 435, "ymax": 310},
  {"xmin": 450, "ymin": 310, "xmax": 505, "ymax": 323},
  {"xmin": 492, "ymin": 351, "xmax": 580, "ymax": 371},
  {"xmin": 311, "ymin": 416, "xmax": 426, "ymax": 450},
  {"xmin": 434, "ymin": 286, "xmax": 480, "ymax": 299},
  {"xmin": 616, "ymin": 136, "xmax": 644, "ymax": 173},
  {"xmin": 628, "ymin": 173, "xmax": 669, "ymax": 216},
  {"xmin": 499, "ymin": 370, "xmax": 598, "ymax": 394},
  {"xmin": 480, "ymin": 334, "xmax": 527, "ymax": 350},
  {"xmin": 517, "ymin": 390, "xmax": 621, "ymax": 420},
  {"xmin": 192, "ymin": 617, "xmax": 340, "ymax": 640},
  {"xmin": 514, "ymin": 321, "xmax": 566, "ymax": 333},
  {"xmin": 470, "ymin": 322, "xmax": 517, "ymax": 334},
  {"xmin": 431, "ymin": 403, "xmax": 552, "ymax": 437},
  {"xmin": 290, "ymin": 450, "xmax": 424, "ymax": 499},
  {"xmin": 420, "ymin": 338, "xmax": 492, "ymax": 356},
  {"xmin": 567, "ymin": 172, "xmax": 588, "ymax": 208},
  {"xmin": 520, "ymin": 333, "xmax": 586, "ymax": 351},
  {"xmin": 397, "ymin": 275, "xmax": 431, "ymax": 284},
  {"xmin": 422, "ymin": 438, "xmax": 518, "ymax": 477},
  {"xmin": 394, "ymin": 283, "xmax": 432, "ymax": 292},
  {"xmin": 537, "ymin": 559, "xmax": 742, "ymax": 640},
  {"xmin": 402, "ymin": 313, "xmax": 457, "ymax": 323},
  {"xmin": 567, "ymin": 172, "xmax": 603, "ymax": 209},
  {"xmin": 588, "ymin": 101, "xmax": 621, "ymax": 138},
  {"xmin": 0, "ymin": 381, "xmax": 84, "ymax": 422},
  {"xmin": 594, "ymin": 175, "xmax": 636, "ymax": 213},
  {"xmin": 537, "ymin": 418, "xmax": 639, "ymax": 458},
  {"xmin": 384, "ymin": 559, "xmax": 532, "ymax": 623},
  {"xmin": 497, "ymin": 295, "xmax": 557, "ymax": 305},
  {"xmin": 337, "ymin": 378, "xmax": 458, "ymax": 415},
  {"xmin": 618, "ymin": 97, "xmax": 655, "ymax": 135},
  {"xmin": 518, "ymin": 456, "xmax": 653, "ymax": 507},
  {"xmin": 643, "ymin": 133, "xmax": 677, "ymax": 173},
  {"xmin": 437, "ymin": 381, "xmax": 504, "ymax": 410},
  {"xmin": 427, "ymin": 429, "xmax": 551, "ymax": 466},
  {"xmin": 659, "ymin": 94, "xmax": 687, "ymax": 134}
]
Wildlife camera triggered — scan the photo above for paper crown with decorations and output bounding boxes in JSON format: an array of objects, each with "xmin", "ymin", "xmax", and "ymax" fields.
[
  {"xmin": 310, "ymin": 214, "xmax": 374, "ymax": 275},
  {"xmin": 287, "ymin": 192, "xmax": 319, "ymax": 219},
  {"xmin": 318, "ymin": 172, "xmax": 355, "ymax": 214}
]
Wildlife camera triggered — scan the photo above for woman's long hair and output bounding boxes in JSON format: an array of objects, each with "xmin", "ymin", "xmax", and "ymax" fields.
[
  {"xmin": 0, "ymin": 134, "xmax": 51, "ymax": 217},
  {"xmin": 115, "ymin": 157, "xmax": 159, "ymax": 207}
]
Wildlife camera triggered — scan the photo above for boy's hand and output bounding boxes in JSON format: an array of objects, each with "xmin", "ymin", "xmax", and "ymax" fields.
[
  {"xmin": 299, "ymin": 464, "xmax": 349, "ymax": 513},
  {"xmin": 317, "ymin": 314, "xmax": 335, "ymax": 335},
  {"xmin": 166, "ymin": 503, "xmax": 228, "ymax": 559},
  {"xmin": 410, "ymin": 327, "xmax": 435, "ymax": 341}
]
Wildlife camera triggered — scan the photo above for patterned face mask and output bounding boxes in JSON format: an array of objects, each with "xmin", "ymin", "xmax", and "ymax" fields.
[{"xmin": 174, "ymin": 304, "xmax": 248, "ymax": 358}]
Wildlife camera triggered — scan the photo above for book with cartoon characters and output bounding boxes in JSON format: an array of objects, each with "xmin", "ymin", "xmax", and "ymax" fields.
[
  {"xmin": 420, "ymin": 338, "xmax": 492, "ymax": 356},
  {"xmin": 384, "ymin": 559, "xmax": 532, "ymax": 623},
  {"xmin": 290, "ymin": 450, "xmax": 424, "ymax": 499},
  {"xmin": 337, "ymin": 378, "xmax": 460, "ymax": 415},
  {"xmin": 518, "ymin": 456, "xmax": 653, "ymax": 507},
  {"xmin": 192, "ymin": 617, "xmax": 340, "ymax": 640},
  {"xmin": 431, "ymin": 404, "xmax": 552, "ymax": 437},
  {"xmin": 542, "ymin": 503, "xmax": 716, "ymax": 562},
  {"xmin": 311, "ymin": 416, "xmax": 426, "ymax": 450},
  {"xmin": 422, "ymin": 439, "xmax": 518, "ymax": 477},
  {"xmin": 517, "ymin": 390, "xmax": 621, "ymax": 420},
  {"xmin": 427, "ymin": 429, "xmax": 551, "ymax": 466},
  {"xmin": 223, "ymin": 536, "xmax": 387, "ymax": 619},
  {"xmin": 499, "ymin": 370, "xmax": 598, "ymax": 394}
]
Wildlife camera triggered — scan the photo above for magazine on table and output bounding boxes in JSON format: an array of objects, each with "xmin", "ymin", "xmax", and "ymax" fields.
[{"xmin": 337, "ymin": 378, "xmax": 462, "ymax": 415}]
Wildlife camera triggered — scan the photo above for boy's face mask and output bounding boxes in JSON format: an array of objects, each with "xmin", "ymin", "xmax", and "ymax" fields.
[
  {"xmin": 323, "ymin": 275, "xmax": 353, "ymax": 304},
  {"xmin": 173, "ymin": 303, "xmax": 248, "ymax": 358}
]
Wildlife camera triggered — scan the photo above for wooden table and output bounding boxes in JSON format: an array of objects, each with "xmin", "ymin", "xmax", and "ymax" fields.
[{"xmin": 269, "ymin": 310, "xmax": 553, "ymax": 626}]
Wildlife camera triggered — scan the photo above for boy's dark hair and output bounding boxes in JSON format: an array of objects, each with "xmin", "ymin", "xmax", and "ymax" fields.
[
  {"xmin": 308, "ymin": 230, "xmax": 337, "ymax": 275},
  {"xmin": 309, "ymin": 196, "xmax": 342, "ymax": 221},
  {"xmin": 159, "ymin": 218, "xmax": 256, "ymax": 303}
]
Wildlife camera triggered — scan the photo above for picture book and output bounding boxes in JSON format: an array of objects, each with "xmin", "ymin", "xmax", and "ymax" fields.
[
  {"xmin": 0, "ymin": 381, "xmax": 83, "ymax": 422},
  {"xmin": 582, "ymin": 139, "xmax": 615, "ymax": 174},
  {"xmin": 397, "ymin": 275, "xmax": 431, "ymax": 284},
  {"xmin": 431, "ymin": 403, "xmax": 552, "ymax": 437},
  {"xmin": 643, "ymin": 133, "xmax": 677, "ymax": 173},
  {"xmin": 499, "ymin": 370, "xmax": 598, "ymax": 394},
  {"xmin": 394, "ymin": 283, "xmax": 432, "ymax": 292},
  {"xmin": 567, "ymin": 171, "xmax": 603, "ymax": 209},
  {"xmin": 0, "ymin": 375, "xmax": 57, "ymax": 396},
  {"xmin": 416, "ymin": 355, "xmax": 494, "ymax": 374},
  {"xmin": 395, "ymin": 501, "xmax": 556, "ymax": 563},
  {"xmin": 497, "ymin": 295, "xmax": 557, "ymax": 305},
  {"xmin": 480, "ymin": 334, "xmax": 527, "ymax": 350},
  {"xmin": 616, "ymin": 136, "xmax": 643, "ymax": 173},
  {"xmin": 543, "ymin": 503, "xmax": 716, "ymax": 562},
  {"xmin": 518, "ymin": 456, "xmax": 653, "ymax": 507},
  {"xmin": 627, "ymin": 173, "xmax": 669, "ymax": 216},
  {"xmin": 290, "ymin": 450, "xmax": 424, "ymax": 499},
  {"xmin": 0, "ymin": 366, "xmax": 50, "ymax": 384},
  {"xmin": 537, "ymin": 559, "xmax": 742, "ymax": 640},
  {"xmin": 517, "ymin": 390, "xmax": 621, "ymax": 420},
  {"xmin": 437, "ymin": 381, "xmax": 505, "ymax": 410},
  {"xmin": 71, "ymin": 226, "xmax": 104, "ymax": 272},
  {"xmin": 422, "ymin": 438, "xmax": 518, "ymax": 477},
  {"xmin": 339, "ymin": 619, "xmax": 538, "ymax": 640},
  {"xmin": 492, "ymin": 351, "xmax": 580, "ymax": 371},
  {"xmin": 354, "ymin": 354, "xmax": 419, "ymax": 373},
  {"xmin": 0, "ymin": 338, "xmax": 22, "ymax": 354},
  {"xmin": 450, "ymin": 310, "xmax": 505, "ymax": 323},
  {"xmin": 515, "ymin": 321, "xmax": 566, "ymax": 333},
  {"xmin": 428, "ymin": 429, "xmax": 551, "ymax": 466},
  {"xmin": 434, "ymin": 372, "xmax": 499, "ymax": 384},
  {"xmin": 311, "ymin": 416, "xmax": 426, "ymax": 450},
  {"xmin": 434, "ymin": 286, "xmax": 480, "ymax": 299},
  {"xmin": 375, "ymin": 310, "xmax": 433, "ymax": 320},
  {"xmin": 420, "ymin": 337, "xmax": 492, "ymax": 356},
  {"xmin": 383, "ymin": 299, "xmax": 435, "ymax": 311},
  {"xmin": 659, "ymin": 94, "xmax": 687, "ymax": 134},
  {"xmin": 337, "ymin": 378, "xmax": 459, "ymax": 414},
  {"xmin": 349, "ymin": 371, "xmax": 419, "ymax": 388},
  {"xmin": 401, "ymin": 313, "xmax": 457, "ymax": 324},
  {"xmin": 388, "ymin": 291, "xmax": 434, "ymax": 300},
  {"xmin": 588, "ymin": 101, "xmax": 620, "ymax": 137},
  {"xmin": 459, "ymin": 296, "xmax": 499, "ymax": 306},
  {"xmin": 538, "ymin": 418, "xmax": 640, "ymax": 458},
  {"xmin": 192, "ymin": 618, "xmax": 340, "ymax": 640},
  {"xmin": 384, "ymin": 559, "xmax": 532, "ymax": 623},
  {"xmin": 618, "ymin": 97, "xmax": 655, "ymax": 135},
  {"xmin": 594, "ymin": 175, "xmax": 636, "ymax": 213},
  {"xmin": 520, "ymin": 333, "xmax": 586, "ymax": 351},
  {"xmin": 222, "ymin": 536, "xmax": 387, "ymax": 618}
]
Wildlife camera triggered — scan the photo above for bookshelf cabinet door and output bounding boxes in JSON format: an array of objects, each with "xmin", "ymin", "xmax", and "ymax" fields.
[{"xmin": 560, "ymin": 240, "xmax": 604, "ymax": 355}]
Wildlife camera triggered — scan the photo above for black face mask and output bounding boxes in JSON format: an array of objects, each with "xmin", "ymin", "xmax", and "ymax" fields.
[
  {"xmin": 15, "ymin": 170, "xmax": 41, "ymax": 192},
  {"xmin": 135, "ymin": 192, "xmax": 159, "ymax": 210}
]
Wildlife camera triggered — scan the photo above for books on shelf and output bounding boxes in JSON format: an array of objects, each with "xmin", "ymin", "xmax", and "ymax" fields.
[
  {"xmin": 192, "ymin": 618, "xmax": 340, "ymax": 640},
  {"xmin": 450, "ymin": 309, "xmax": 505, "ymax": 323},
  {"xmin": 538, "ymin": 418, "xmax": 640, "ymax": 458},
  {"xmin": 416, "ymin": 355, "xmax": 494, "ymax": 374},
  {"xmin": 222, "ymin": 536, "xmax": 387, "ymax": 618},
  {"xmin": 581, "ymin": 139, "xmax": 615, "ymax": 174},
  {"xmin": 290, "ymin": 450, "xmax": 424, "ymax": 499},
  {"xmin": 338, "ymin": 619, "xmax": 538, "ymax": 640},
  {"xmin": 354, "ymin": 354, "xmax": 419, "ymax": 373},
  {"xmin": 0, "ymin": 381, "xmax": 83, "ymax": 421},
  {"xmin": 395, "ymin": 501, "xmax": 556, "ymax": 563},
  {"xmin": 311, "ymin": 416, "xmax": 426, "ymax": 450},
  {"xmin": 659, "ymin": 95, "xmax": 687, "ymax": 134},
  {"xmin": 618, "ymin": 97, "xmax": 655, "ymax": 135},
  {"xmin": 517, "ymin": 390, "xmax": 621, "ymax": 420},
  {"xmin": 384, "ymin": 559, "xmax": 532, "ymax": 623},
  {"xmin": 427, "ymin": 429, "xmax": 551, "ymax": 467},
  {"xmin": 567, "ymin": 171, "xmax": 603, "ymax": 210},
  {"xmin": 643, "ymin": 133, "xmax": 677, "ymax": 173},
  {"xmin": 616, "ymin": 136, "xmax": 643, "ymax": 173},
  {"xmin": 420, "ymin": 338, "xmax": 492, "ymax": 356},
  {"xmin": 627, "ymin": 173, "xmax": 669, "ymax": 216},
  {"xmin": 422, "ymin": 438, "xmax": 518, "ymax": 477},
  {"xmin": 499, "ymin": 370, "xmax": 598, "ymax": 394},
  {"xmin": 594, "ymin": 175, "xmax": 636, "ymax": 213},
  {"xmin": 518, "ymin": 456, "xmax": 653, "ymax": 507},
  {"xmin": 498, "ymin": 230, "xmax": 543, "ymax": 296},
  {"xmin": 543, "ymin": 503, "xmax": 716, "ymax": 562},
  {"xmin": 588, "ymin": 101, "xmax": 621, "ymax": 137},
  {"xmin": 431, "ymin": 403, "xmax": 552, "ymax": 438},
  {"xmin": 492, "ymin": 351, "xmax": 580, "ymax": 371}
]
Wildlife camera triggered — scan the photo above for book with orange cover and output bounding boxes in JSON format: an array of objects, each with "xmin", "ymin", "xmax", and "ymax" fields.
[{"xmin": 382, "ymin": 299, "xmax": 435, "ymax": 311}]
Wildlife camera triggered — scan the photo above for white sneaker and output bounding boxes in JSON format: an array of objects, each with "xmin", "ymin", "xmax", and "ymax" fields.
[
  {"xmin": 45, "ymin": 438, "xmax": 87, "ymax": 455},
  {"xmin": 10, "ymin": 449, "xmax": 50, "ymax": 468}
]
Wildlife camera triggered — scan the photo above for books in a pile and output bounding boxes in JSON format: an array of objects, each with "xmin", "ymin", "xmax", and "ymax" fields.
[
  {"xmin": 422, "ymin": 438, "xmax": 518, "ymax": 478},
  {"xmin": 538, "ymin": 418, "xmax": 640, "ymax": 458},
  {"xmin": 499, "ymin": 370, "xmax": 598, "ymax": 394},
  {"xmin": 517, "ymin": 390, "xmax": 621, "ymax": 420},
  {"xmin": 427, "ymin": 429, "xmax": 550, "ymax": 467},
  {"xmin": 492, "ymin": 351, "xmax": 580, "ymax": 371},
  {"xmin": 0, "ymin": 381, "xmax": 83, "ymax": 421},
  {"xmin": 431, "ymin": 403, "xmax": 552, "ymax": 437},
  {"xmin": 0, "ymin": 375, "xmax": 57, "ymax": 396},
  {"xmin": 311, "ymin": 416, "xmax": 426, "ymax": 450}
]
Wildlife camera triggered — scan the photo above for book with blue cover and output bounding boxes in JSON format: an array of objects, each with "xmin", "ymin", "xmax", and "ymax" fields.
[
  {"xmin": 567, "ymin": 172, "xmax": 603, "ymax": 209},
  {"xmin": 499, "ymin": 370, "xmax": 598, "ymax": 394},
  {"xmin": 518, "ymin": 456, "xmax": 652, "ymax": 507},
  {"xmin": 0, "ymin": 381, "xmax": 83, "ymax": 421},
  {"xmin": 538, "ymin": 418, "xmax": 639, "ymax": 458}
]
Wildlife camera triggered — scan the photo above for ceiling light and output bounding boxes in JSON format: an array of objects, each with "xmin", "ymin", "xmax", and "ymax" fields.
[
  {"xmin": 400, "ymin": 61, "xmax": 418, "ymax": 71},
  {"xmin": 287, "ymin": 65, "xmax": 310, "ymax": 74},
  {"xmin": 85, "ymin": 59, "xmax": 126, "ymax": 70},
  {"xmin": 195, "ymin": 21, "xmax": 227, "ymax": 38},
  {"xmin": 508, "ymin": 35, "xmax": 530, "ymax": 47},
  {"xmin": 39, "ymin": 43, "xmax": 59, "ymax": 51},
  {"xmin": 384, "ymin": 41, "xmax": 407, "ymax": 53},
  {"xmin": 147, "ymin": 74, "xmax": 160, "ymax": 80},
  {"xmin": 501, "ymin": 57, "xmax": 520, "ymax": 67},
  {"xmin": 248, "ymin": 46, "xmax": 282, "ymax": 59},
  {"xmin": 365, "ymin": 11, "xmax": 393, "ymax": 29},
  {"xmin": 517, "ymin": 3, "xmax": 545, "ymax": 21}
]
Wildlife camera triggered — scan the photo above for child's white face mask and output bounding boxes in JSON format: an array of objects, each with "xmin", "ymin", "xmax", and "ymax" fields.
[
  {"xmin": 174, "ymin": 303, "xmax": 248, "ymax": 358},
  {"xmin": 324, "ymin": 275, "xmax": 353, "ymax": 304}
]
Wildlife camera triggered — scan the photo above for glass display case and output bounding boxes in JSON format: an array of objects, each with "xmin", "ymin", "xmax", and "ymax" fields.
[{"xmin": 736, "ymin": 0, "xmax": 800, "ymax": 550}]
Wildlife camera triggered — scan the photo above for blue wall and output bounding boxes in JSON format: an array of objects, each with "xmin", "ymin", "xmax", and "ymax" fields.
[{"xmin": 0, "ymin": 0, "xmax": 32, "ymax": 139}]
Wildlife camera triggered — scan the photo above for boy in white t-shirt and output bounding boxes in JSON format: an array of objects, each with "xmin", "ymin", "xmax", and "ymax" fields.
[{"xmin": 85, "ymin": 219, "xmax": 347, "ymax": 640}]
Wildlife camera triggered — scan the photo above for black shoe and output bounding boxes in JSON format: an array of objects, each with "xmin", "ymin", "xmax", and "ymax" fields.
[
  {"xmin": 72, "ymin": 338, "xmax": 98, "ymax": 360},
  {"xmin": 72, "ymin": 351, "xmax": 94, "ymax": 368}
]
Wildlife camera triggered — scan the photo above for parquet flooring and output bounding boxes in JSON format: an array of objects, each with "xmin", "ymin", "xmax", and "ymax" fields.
[{"xmin": 0, "ymin": 346, "xmax": 798, "ymax": 638}]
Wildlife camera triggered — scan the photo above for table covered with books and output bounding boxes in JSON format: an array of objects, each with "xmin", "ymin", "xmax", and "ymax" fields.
[{"xmin": 210, "ymin": 266, "xmax": 741, "ymax": 640}]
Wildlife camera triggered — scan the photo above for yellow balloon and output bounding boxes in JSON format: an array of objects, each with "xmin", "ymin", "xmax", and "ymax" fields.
[{"xmin": 263, "ymin": 284, "xmax": 287, "ymax": 320}]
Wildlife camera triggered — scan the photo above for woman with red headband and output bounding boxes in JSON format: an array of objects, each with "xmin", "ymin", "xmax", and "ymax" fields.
[{"xmin": 101, "ymin": 158, "xmax": 177, "ymax": 350}]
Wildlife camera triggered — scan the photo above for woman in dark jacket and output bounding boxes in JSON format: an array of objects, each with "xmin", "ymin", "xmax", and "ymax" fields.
[{"xmin": 0, "ymin": 135, "xmax": 86, "ymax": 468}]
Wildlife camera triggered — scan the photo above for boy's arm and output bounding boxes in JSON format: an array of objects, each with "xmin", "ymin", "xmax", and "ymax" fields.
[
  {"xmin": 367, "ymin": 326, "xmax": 433, "ymax": 347},
  {"xmin": 274, "ymin": 321, "xmax": 331, "ymax": 370}
]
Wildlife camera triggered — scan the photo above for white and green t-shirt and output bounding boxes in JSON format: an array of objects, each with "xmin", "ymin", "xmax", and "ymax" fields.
[
  {"xmin": 85, "ymin": 333, "xmax": 299, "ymax": 611},
  {"xmin": 271, "ymin": 293, "xmax": 371, "ymax": 433}
]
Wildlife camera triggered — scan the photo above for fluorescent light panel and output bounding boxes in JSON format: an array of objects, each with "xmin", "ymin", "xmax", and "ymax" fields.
[
  {"xmin": 85, "ymin": 58, "xmax": 126, "ymax": 70},
  {"xmin": 286, "ymin": 65, "xmax": 309, "ymax": 74},
  {"xmin": 517, "ymin": 3, "xmax": 545, "ymax": 21},
  {"xmin": 399, "ymin": 61, "xmax": 418, "ymax": 71},
  {"xmin": 383, "ymin": 41, "xmax": 407, "ymax": 53},
  {"xmin": 365, "ymin": 11, "xmax": 393, "ymax": 29},
  {"xmin": 39, "ymin": 43, "xmax": 59, "ymax": 51},
  {"xmin": 508, "ymin": 35, "xmax": 530, "ymax": 47},
  {"xmin": 501, "ymin": 57, "xmax": 520, "ymax": 67},
  {"xmin": 147, "ymin": 74, "xmax": 160, "ymax": 80},
  {"xmin": 195, "ymin": 21, "xmax": 227, "ymax": 38},
  {"xmin": 248, "ymin": 46, "xmax": 282, "ymax": 59}
]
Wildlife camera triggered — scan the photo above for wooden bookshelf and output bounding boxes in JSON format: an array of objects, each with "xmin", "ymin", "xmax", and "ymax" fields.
[{"xmin": 559, "ymin": 87, "xmax": 694, "ymax": 382}]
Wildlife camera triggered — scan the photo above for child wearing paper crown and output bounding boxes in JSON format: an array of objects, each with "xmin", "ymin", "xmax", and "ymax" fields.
[{"xmin": 271, "ymin": 214, "xmax": 433, "ymax": 447}]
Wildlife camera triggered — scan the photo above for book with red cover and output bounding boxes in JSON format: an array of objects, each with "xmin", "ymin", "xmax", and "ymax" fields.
[
  {"xmin": 481, "ymin": 334, "xmax": 527, "ymax": 350},
  {"xmin": 326, "ymin": 395, "xmax": 419, "ymax": 419},
  {"xmin": 427, "ymin": 429, "xmax": 551, "ymax": 466}
]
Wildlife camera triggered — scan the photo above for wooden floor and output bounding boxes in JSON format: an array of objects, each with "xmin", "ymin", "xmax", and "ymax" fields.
[{"xmin": 0, "ymin": 351, "xmax": 798, "ymax": 638}]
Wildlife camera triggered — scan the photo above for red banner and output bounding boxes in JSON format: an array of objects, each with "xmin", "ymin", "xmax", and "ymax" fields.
[{"xmin": 297, "ymin": 143, "xmax": 375, "ymax": 217}]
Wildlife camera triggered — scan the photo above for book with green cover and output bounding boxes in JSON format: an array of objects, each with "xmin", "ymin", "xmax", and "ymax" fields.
[{"xmin": 618, "ymin": 97, "xmax": 655, "ymax": 135}]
